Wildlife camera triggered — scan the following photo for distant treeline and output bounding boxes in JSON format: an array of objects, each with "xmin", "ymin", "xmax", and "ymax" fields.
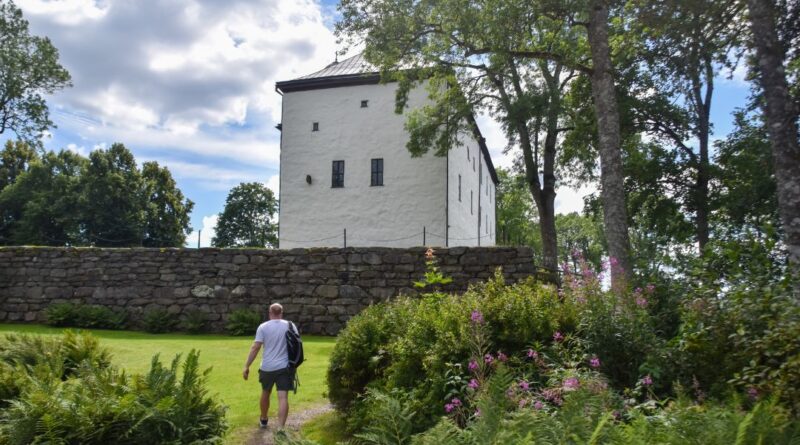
[{"xmin": 0, "ymin": 140, "xmax": 193, "ymax": 247}]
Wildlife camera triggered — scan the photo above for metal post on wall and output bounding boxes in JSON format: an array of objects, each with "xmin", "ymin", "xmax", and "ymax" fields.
[
  {"xmin": 423, "ymin": 226, "xmax": 426, "ymax": 246},
  {"xmin": 343, "ymin": 228, "xmax": 347, "ymax": 248}
]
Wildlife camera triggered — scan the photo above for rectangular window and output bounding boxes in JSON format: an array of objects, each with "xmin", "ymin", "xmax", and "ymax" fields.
[
  {"xmin": 361, "ymin": 100, "xmax": 368, "ymax": 108},
  {"xmin": 371, "ymin": 158, "xmax": 383, "ymax": 186},
  {"xmin": 312, "ymin": 122, "xmax": 319, "ymax": 131},
  {"xmin": 473, "ymin": 158, "xmax": 475, "ymax": 171},
  {"xmin": 332, "ymin": 160, "xmax": 344, "ymax": 187},
  {"xmin": 470, "ymin": 191, "xmax": 473, "ymax": 214},
  {"xmin": 458, "ymin": 175, "xmax": 461, "ymax": 201},
  {"xmin": 467, "ymin": 147, "xmax": 470, "ymax": 160}
]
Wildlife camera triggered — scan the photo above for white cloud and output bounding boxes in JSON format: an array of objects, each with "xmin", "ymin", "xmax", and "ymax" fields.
[
  {"xmin": 19, "ymin": 0, "xmax": 340, "ymax": 166},
  {"xmin": 185, "ymin": 214, "xmax": 218, "ymax": 248},
  {"xmin": 143, "ymin": 159, "xmax": 272, "ymax": 191},
  {"xmin": 265, "ymin": 174, "xmax": 280, "ymax": 197}
]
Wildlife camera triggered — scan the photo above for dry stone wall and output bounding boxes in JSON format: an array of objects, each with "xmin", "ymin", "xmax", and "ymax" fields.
[{"xmin": 0, "ymin": 246, "xmax": 537, "ymax": 335}]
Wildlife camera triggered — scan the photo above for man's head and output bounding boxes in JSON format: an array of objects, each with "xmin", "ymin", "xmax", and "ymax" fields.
[{"xmin": 269, "ymin": 303, "xmax": 283, "ymax": 320}]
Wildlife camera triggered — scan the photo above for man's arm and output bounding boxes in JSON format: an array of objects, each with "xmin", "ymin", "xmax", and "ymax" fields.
[{"xmin": 243, "ymin": 341, "xmax": 263, "ymax": 380}]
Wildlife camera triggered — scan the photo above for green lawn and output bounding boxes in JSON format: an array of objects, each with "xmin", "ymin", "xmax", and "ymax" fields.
[{"xmin": 0, "ymin": 323, "xmax": 335, "ymax": 444}]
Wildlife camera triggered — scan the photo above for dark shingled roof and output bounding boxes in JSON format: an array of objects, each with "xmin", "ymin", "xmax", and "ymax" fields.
[{"xmin": 275, "ymin": 54, "xmax": 498, "ymax": 185}]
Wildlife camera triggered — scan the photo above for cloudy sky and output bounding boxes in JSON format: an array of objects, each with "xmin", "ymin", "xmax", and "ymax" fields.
[{"xmin": 7, "ymin": 0, "xmax": 750, "ymax": 246}]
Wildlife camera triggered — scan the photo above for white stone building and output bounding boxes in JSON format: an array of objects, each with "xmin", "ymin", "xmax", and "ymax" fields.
[{"xmin": 275, "ymin": 54, "xmax": 497, "ymax": 248}]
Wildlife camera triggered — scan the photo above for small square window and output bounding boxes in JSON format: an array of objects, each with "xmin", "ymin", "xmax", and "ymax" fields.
[
  {"xmin": 312, "ymin": 122, "xmax": 319, "ymax": 131},
  {"xmin": 361, "ymin": 100, "xmax": 368, "ymax": 108}
]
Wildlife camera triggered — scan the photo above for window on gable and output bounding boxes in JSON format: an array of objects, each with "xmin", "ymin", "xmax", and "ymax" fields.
[
  {"xmin": 458, "ymin": 175, "xmax": 461, "ymax": 201},
  {"xmin": 332, "ymin": 160, "xmax": 344, "ymax": 187},
  {"xmin": 371, "ymin": 158, "xmax": 383, "ymax": 186},
  {"xmin": 312, "ymin": 122, "xmax": 319, "ymax": 131},
  {"xmin": 361, "ymin": 100, "xmax": 368, "ymax": 108}
]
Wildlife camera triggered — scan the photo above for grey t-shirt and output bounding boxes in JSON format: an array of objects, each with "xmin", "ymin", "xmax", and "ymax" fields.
[{"xmin": 255, "ymin": 319, "xmax": 293, "ymax": 372}]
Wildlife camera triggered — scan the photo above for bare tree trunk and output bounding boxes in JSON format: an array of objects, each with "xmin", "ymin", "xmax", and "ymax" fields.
[
  {"xmin": 691, "ymin": 58, "xmax": 714, "ymax": 251},
  {"xmin": 747, "ymin": 0, "xmax": 800, "ymax": 273},
  {"xmin": 587, "ymin": 0, "xmax": 632, "ymax": 286}
]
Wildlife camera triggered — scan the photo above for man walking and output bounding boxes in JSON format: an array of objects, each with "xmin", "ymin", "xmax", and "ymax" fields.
[{"xmin": 243, "ymin": 303, "xmax": 295, "ymax": 430}]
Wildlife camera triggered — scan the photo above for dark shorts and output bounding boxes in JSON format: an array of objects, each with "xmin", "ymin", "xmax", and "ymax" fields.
[{"xmin": 258, "ymin": 368, "xmax": 295, "ymax": 392}]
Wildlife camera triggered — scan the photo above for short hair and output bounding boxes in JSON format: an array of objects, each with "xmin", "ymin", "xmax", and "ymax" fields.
[{"xmin": 269, "ymin": 303, "xmax": 283, "ymax": 316}]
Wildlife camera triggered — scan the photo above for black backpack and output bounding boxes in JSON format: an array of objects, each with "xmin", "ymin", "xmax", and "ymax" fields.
[{"xmin": 286, "ymin": 321, "xmax": 304, "ymax": 369}]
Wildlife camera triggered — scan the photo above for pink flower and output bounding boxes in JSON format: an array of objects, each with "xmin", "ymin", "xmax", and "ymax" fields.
[
  {"xmin": 747, "ymin": 387, "xmax": 759, "ymax": 400},
  {"xmin": 468, "ymin": 379, "xmax": 479, "ymax": 389},
  {"xmin": 468, "ymin": 360, "xmax": 478, "ymax": 371},
  {"xmin": 425, "ymin": 248, "xmax": 435, "ymax": 260},
  {"xmin": 609, "ymin": 257, "xmax": 619, "ymax": 266},
  {"xmin": 590, "ymin": 357, "xmax": 601, "ymax": 368},
  {"xmin": 519, "ymin": 398, "xmax": 528, "ymax": 408},
  {"xmin": 533, "ymin": 400, "xmax": 544, "ymax": 410},
  {"xmin": 484, "ymin": 353, "xmax": 494, "ymax": 364},
  {"xmin": 636, "ymin": 296, "xmax": 648, "ymax": 308},
  {"xmin": 553, "ymin": 331, "xmax": 564, "ymax": 342},
  {"xmin": 640, "ymin": 375, "xmax": 653, "ymax": 386},
  {"xmin": 527, "ymin": 349, "xmax": 538, "ymax": 359},
  {"xmin": 497, "ymin": 351, "xmax": 508, "ymax": 362},
  {"xmin": 645, "ymin": 284, "xmax": 655, "ymax": 293},
  {"xmin": 470, "ymin": 310, "xmax": 484, "ymax": 324},
  {"xmin": 563, "ymin": 377, "xmax": 580, "ymax": 390},
  {"xmin": 518, "ymin": 380, "xmax": 530, "ymax": 391},
  {"xmin": 451, "ymin": 397, "xmax": 462, "ymax": 406},
  {"xmin": 444, "ymin": 403, "xmax": 454, "ymax": 413}
]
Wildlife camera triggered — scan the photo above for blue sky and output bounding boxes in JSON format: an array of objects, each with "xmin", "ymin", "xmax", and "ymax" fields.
[{"xmin": 4, "ymin": 0, "xmax": 750, "ymax": 246}]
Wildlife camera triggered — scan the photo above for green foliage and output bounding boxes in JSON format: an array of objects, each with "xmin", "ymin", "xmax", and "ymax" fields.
[
  {"xmin": 0, "ymin": 347, "xmax": 227, "ymax": 444},
  {"xmin": 495, "ymin": 168, "xmax": 539, "ymax": 248},
  {"xmin": 225, "ymin": 308, "xmax": 262, "ymax": 336},
  {"xmin": 0, "ymin": 331, "xmax": 112, "ymax": 406},
  {"xmin": 0, "ymin": 142, "xmax": 193, "ymax": 247},
  {"xmin": 414, "ymin": 248, "xmax": 452, "ymax": 288},
  {"xmin": 141, "ymin": 161, "xmax": 195, "ymax": 247},
  {"xmin": 45, "ymin": 302, "xmax": 127, "ymax": 330},
  {"xmin": 352, "ymin": 390, "xmax": 417, "ymax": 445},
  {"xmin": 182, "ymin": 309, "xmax": 209, "ymax": 334},
  {"xmin": 674, "ymin": 235, "xmax": 799, "ymax": 409},
  {"xmin": 142, "ymin": 307, "xmax": 179, "ymax": 334},
  {"xmin": 0, "ymin": 1, "xmax": 72, "ymax": 146},
  {"xmin": 212, "ymin": 182, "xmax": 278, "ymax": 248},
  {"xmin": 328, "ymin": 273, "xmax": 575, "ymax": 428}
]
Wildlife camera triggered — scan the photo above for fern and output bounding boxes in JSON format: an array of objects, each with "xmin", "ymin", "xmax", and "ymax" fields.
[{"xmin": 353, "ymin": 390, "xmax": 416, "ymax": 445}]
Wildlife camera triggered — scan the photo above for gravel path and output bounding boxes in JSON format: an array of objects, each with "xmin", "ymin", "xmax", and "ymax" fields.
[{"xmin": 246, "ymin": 404, "xmax": 334, "ymax": 445}]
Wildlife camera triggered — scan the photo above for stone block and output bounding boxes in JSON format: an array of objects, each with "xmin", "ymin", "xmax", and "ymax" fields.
[
  {"xmin": 232, "ymin": 255, "xmax": 249, "ymax": 264},
  {"xmin": 191, "ymin": 285, "xmax": 214, "ymax": 298},
  {"xmin": 314, "ymin": 285, "xmax": 338, "ymax": 298},
  {"xmin": 339, "ymin": 285, "xmax": 368, "ymax": 299}
]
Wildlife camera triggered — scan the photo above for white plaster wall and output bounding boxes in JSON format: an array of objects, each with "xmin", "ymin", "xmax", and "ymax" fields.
[
  {"xmin": 279, "ymin": 83, "xmax": 447, "ymax": 248},
  {"xmin": 447, "ymin": 136, "xmax": 496, "ymax": 246}
]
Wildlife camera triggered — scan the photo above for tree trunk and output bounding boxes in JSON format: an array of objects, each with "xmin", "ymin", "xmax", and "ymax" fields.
[
  {"xmin": 587, "ymin": 0, "xmax": 632, "ymax": 286},
  {"xmin": 747, "ymin": 0, "xmax": 800, "ymax": 273},
  {"xmin": 691, "ymin": 58, "xmax": 714, "ymax": 252}
]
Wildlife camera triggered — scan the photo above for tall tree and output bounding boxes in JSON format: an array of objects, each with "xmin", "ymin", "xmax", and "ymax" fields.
[
  {"xmin": 584, "ymin": 0, "xmax": 632, "ymax": 285},
  {"xmin": 634, "ymin": 0, "xmax": 742, "ymax": 251},
  {"xmin": 212, "ymin": 182, "xmax": 278, "ymax": 248},
  {"xmin": 141, "ymin": 161, "xmax": 194, "ymax": 247},
  {"xmin": 0, "ymin": 149, "xmax": 85, "ymax": 245},
  {"xmin": 0, "ymin": 139, "xmax": 37, "ymax": 243},
  {"xmin": 495, "ymin": 168, "xmax": 539, "ymax": 248},
  {"xmin": 0, "ymin": 0, "xmax": 71, "ymax": 146},
  {"xmin": 81, "ymin": 144, "xmax": 147, "ymax": 247},
  {"xmin": 745, "ymin": 0, "xmax": 800, "ymax": 270}
]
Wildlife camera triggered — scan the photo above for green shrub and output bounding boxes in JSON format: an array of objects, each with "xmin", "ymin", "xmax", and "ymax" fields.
[
  {"xmin": 327, "ymin": 273, "xmax": 575, "ymax": 428},
  {"xmin": 0, "ymin": 331, "xmax": 112, "ymax": 407},
  {"xmin": 182, "ymin": 309, "xmax": 209, "ymax": 334},
  {"xmin": 225, "ymin": 309, "xmax": 262, "ymax": 336},
  {"xmin": 0, "ymin": 349, "xmax": 227, "ymax": 444},
  {"xmin": 44, "ymin": 302, "xmax": 127, "ymax": 330},
  {"xmin": 142, "ymin": 308, "xmax": 179, "ymax": 333}
]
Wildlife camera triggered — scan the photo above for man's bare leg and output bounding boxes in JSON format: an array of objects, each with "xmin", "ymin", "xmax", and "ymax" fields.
[
  {"xmin": 261, "ymin": 389, "xmax": 271, "ymax": 422},
  {"xmin": 277, "ymin": 390, "xmax": 289, "ymax": 427}
]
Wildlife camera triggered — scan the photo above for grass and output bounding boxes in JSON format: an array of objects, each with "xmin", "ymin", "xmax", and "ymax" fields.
[
  {"xmin": 0, "ymin": 323, "xmax": 335, "ymax": 444},
  {"xmin": 301, "ymin": 411, "xmax": 350, "ymax": 445}
]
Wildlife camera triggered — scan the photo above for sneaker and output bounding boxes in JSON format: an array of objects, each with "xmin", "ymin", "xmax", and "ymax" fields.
[{"xmin": 259, "ymin": 418, "xmax": 268, "ymax": 429}]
